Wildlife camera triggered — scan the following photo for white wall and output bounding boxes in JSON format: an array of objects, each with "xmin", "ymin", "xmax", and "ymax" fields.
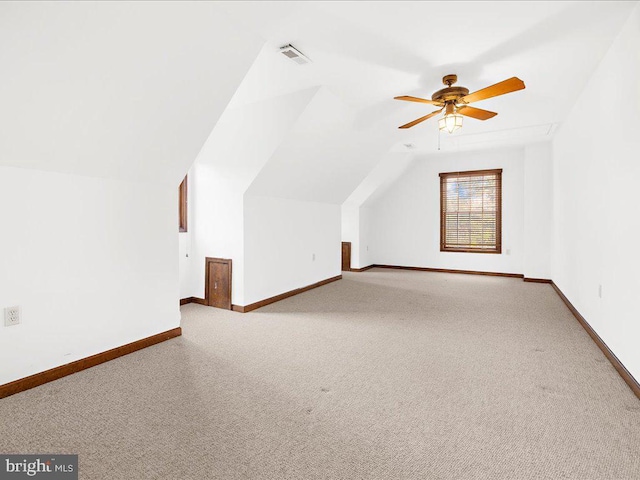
[
  {"xmin": 178, "ymin": 88, "xmax": 320, "ymax": 305},
  {"xmin": 523, "ymin": 143, "xmax": 553, "ymax": 279},
  {"xmin": 184, "ymin": 163, "xmax": 246, "ymax": 305},
  {"xmin": 552, "ymin": 4, "xmax": 640, "ymax": 380},
  {"xmin": 178, "ymin": 168, "xmax": 194, "ymax": 300},
  {"xmin": 0, "ymin": 2, "xmax": 265, "ymax": 386},
  {"xmin": 341, "ymin": 204, "xmax": 359, "ymax": 268},
  {"xmin": 340, "ymin": 204, "xmax": 375, "ymax": 270},
  {"xmin": 0, "ymin": 167, "xmax": 179, "ymax": 385},
  {"xmin": 341, "ymin": 153, "xmax": 415, "ymax": 271},
  {"xmin": 182, "ymin": 83, "xmax": 388, "ymax": 306},
  {"xmin": 369, "ymin": 148, "xmax": 526, "ymax": 274},
  {"xmin": 244, "ymin": 196, "xmax": 341, "ymax": 306},
  {"xmin": 359, "ymin": 207, "xmax": 375, "ymax": 268}
]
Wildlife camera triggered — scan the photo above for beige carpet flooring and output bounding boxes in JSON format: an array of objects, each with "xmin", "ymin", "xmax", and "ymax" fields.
[{"xmin": 1, "ymin": 269, "xmax": 639, "ymax": 479}]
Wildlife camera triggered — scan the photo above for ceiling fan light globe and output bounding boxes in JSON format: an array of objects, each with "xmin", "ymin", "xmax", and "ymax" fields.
[{"xmin": 439, "ymin": 114, "xmax": 463, "ymax": 134}]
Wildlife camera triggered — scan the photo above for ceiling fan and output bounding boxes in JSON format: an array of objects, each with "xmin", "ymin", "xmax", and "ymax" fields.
[{"xmin": 394, "ymin": 75, "xmax": 525, "ymax": 133}]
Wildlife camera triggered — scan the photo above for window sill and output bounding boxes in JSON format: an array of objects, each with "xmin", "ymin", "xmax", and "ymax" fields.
[{"xmin": 441, "ymin": 248, "xmax": 501, "ymax": 254}]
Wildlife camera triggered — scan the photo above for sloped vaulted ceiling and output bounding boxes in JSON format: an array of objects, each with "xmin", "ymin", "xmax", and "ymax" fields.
[
  {"xmin": 218, "ymin": 1, "xmax": 635, "ymax": 206},
  {"xmin": 194, "ymin": 83, "xmax": 321, "ymax": 190},
  {"xmin": 246, "ymin": 87, "xmax": 395, "ymax": 204},
  {"xmin": 0, "ymin": 2, "xmax": 264, "ymax": 184},
  {"xmin": 2, "ymin": 1, "xmax": 635, "ymax": 196}
]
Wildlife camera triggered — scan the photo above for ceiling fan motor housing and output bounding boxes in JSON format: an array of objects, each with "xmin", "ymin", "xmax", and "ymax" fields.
[
  {"xmin": 432, "ymin": 74, "xmax": 469, "ymax": 104},
  {"xmin": 432, "ymin": 86, "xmax": 469, "ymax": 104}
]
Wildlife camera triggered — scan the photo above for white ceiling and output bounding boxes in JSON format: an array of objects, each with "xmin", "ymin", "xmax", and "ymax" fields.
[
  {"xmin": 0, "ymin": 2, "xmax": 263, "ymax": 183},
  {"xmin": 222, "ymin": 1, "xmax": 635, "ymax": 150},
  {"xmin": 213, "ymin": 0, "xmax": 636, "ymax": 205},
  {"xmin": 0, "ymin": 1, "xmax": 636, "ymax": 196}
]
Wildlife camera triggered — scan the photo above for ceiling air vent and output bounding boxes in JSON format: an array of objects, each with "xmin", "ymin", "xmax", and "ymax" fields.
[{"xmin": 280, "ymin": 44, "xmax": 311, "ymax": 65}]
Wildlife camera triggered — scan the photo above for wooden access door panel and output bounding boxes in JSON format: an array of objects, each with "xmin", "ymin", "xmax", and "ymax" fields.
[
  {"xmin": 341, "ymin": 242, "xmax": 351, "ymax": 271},
  {"xmin": 205, "ymin": 258, "xmax": 232, "ymax": 310}
]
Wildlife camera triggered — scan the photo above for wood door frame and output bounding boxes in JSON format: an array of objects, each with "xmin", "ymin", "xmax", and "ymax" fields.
[
  {"xmin": 341, "ymin": 242, "xmax": 352, "ymax": 271},
  {"xmin": 205, "ymin": 257, "xmax": 232, "ymax": 310}
]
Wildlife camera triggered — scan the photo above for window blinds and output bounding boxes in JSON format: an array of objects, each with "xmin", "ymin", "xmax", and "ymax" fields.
[{"xmin": 439, "ymin": 169, "xmax": 502, "ymax": 253}]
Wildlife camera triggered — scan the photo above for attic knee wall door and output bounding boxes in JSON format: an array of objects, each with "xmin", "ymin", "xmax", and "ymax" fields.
[
  {"xmin": 205, "ymin": 258, "xmax": 232, "ymax": 310},
  {"xmin": 342, "ymin": 242, "xmax": 351, "ymax": 271}
]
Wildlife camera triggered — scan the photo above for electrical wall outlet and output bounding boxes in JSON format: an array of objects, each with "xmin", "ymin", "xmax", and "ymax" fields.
[
  {"xmin": 312, "ymin": 253, "xmax": 316, "ymax": 261},
  {"xmin": 4, "ymin": 306, "xmax": 20, "ymax": 327}
]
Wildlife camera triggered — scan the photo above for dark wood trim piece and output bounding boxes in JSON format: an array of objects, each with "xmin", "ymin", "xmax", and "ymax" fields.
[
  {"xmin": 235, "ymin": 275, "xmax": 342, "ymax": 313},
  {"xmin": 439, "ymin": 168, "xmax": 504, "ymax": 177},
  {"xmin": 205, "ymin": 257, "xmax": 232, "ymax": 310},
  {"xmin": 350, "ymin": 265, "xmax": 375, "ymax": 272},
  {"xmin": 373, "ymin": 264, "xmax": 523, "ymax": 278},
  {"xmin": 358, "ymin": 265, "xmax": 551, "ymax": 283},
  {"xmin": 178, "ymin": 175, "xmax": 188, "ymax": 233},
  {"xmin": 551, "ymin": 282, "xmax": 640, "ymax": 400},
  {"xmin": 0, "ymin": 327, "xmax": 182, "ymax": 400},
  {"xmin": 439, "ymin": 248, "xmax": 502, "ymax": 254},
  {"xmin": 180, "ymin": 297, "xmax": 206, "ymax": 306}
]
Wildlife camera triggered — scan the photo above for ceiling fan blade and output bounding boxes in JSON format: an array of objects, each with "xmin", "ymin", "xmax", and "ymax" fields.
[
  {"xmin": 456, "ymin": 106, "xmax": 498, "ymax": 120},
  {"xmin": 460, "ymin": 77, "xmax": 525, "ymax": 104},
  {"xmin": 398, "ymin": 109, "xmax": 443, "ymax": 129},
  {"xmin": 394, "ymin": 95, "xmax": 443, "ymax": 106}
]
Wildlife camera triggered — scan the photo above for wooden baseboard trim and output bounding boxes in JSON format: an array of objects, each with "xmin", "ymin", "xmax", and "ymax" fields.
[
  {"xmin": 234, "ymin": 275, "xmax": 342, "ymax": 313},
  {"xmin": 373, "ymin": 264, "xmax": 524, "ymax": 279},
  {"xmin": 356, "ymin": 264, "xmax": 555, "ymax": 286},
  {"xmin": 180, "ymin": 297, "xmax": 206, "ymax": 306},
  {"xmin": 349, "ymin": 265, "xmax": 375, "ymax": 272},
  {"xmin": 551, "ymin": 282, "xmax": 640, "ymax": 400},
  {"xmin": 0, "ymin": 327, "xmax": 182, "ymax": 400},
  {"xmin": 523, "ymin": 277, "xmax": 553, "ymax": 283}
]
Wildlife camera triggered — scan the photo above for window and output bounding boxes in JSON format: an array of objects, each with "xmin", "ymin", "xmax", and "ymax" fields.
[
  {"xmin": 179, "ymin": 175, "xmax": 188, "ymax": 233},
  {"xmin": 440, "ymin": 169, "xmax": 502, "ymax": 253}
]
